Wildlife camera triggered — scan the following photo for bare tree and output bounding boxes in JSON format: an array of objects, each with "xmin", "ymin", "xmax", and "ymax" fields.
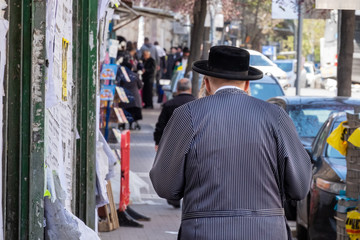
[{"xmin": 185, "ymin": 0, "xmax": 207, "ymax": 97}]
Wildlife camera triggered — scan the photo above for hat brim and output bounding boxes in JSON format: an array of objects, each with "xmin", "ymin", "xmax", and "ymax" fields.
[{"xmin": 192, "ymin": 60, "xmax": 263, "ymax": 81}]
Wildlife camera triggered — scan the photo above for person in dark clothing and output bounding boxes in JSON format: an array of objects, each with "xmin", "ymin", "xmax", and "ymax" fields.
[
  {"xmin": 154, "ymin": 41, "xmax": 166, "ymax": 103},
  {"xmin": 116, "ymin": 61, "xmax": 143, "ymax": 129},
  {"xmin": 154, "ymin": 78, "xmax": 195, "ymax": 209},
  {"xmin": 163, "ymin": 47, "xmax": 178, "ymax": 79},
  {"xmin": 154, "ymin": 78, "xmax": 195, "ymax": 147},
  {"xmin": 142, "ymin": 50, "xmax": 156, "ymax": 109},
  {"xmin": 174, "ymin": 47, "xmax": 190, "ymax": 71}
]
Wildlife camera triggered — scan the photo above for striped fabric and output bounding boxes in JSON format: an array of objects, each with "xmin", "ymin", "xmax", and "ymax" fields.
[{"xmin": 150, "ymin": 88, "xmax": 312, "ymax": 240}]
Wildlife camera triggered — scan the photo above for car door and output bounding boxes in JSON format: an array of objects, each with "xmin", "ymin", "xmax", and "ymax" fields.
[{"xmin": 296, "ymin": 119, "xmax": 331, "ymax": 229}]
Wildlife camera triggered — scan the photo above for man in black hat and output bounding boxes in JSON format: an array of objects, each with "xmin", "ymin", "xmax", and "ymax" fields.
[{"xmin": 150, "ymin": 46, "xmax": 311, "ymax": 239}]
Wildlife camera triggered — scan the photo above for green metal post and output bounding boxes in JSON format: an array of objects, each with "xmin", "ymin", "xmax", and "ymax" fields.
[
  {"xmin": 5, "ymin": 0, "xmax": 22, "ymax": 238},
  {"xmin": 19, "ymin": 0, "xmax": 32, "ymax": 238},
  {"xmin": 74, "ymin": 0, "xmax": 83, "ymax": 218},
  {"xmin": 76, "ymin": 0, "xmax": 98, "ymax": 229},
  {"xmin": 72, "ymin": 0, "xmax": 81, "ymax": 215},
  {"xmin": 28, "ymin": 0, "xmax": 46, "ymax": 238}
]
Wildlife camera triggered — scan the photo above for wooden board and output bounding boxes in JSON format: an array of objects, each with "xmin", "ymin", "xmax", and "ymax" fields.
[{"xmin": 98, "ymin": 181, "xmax": 120, "ymax": 232}]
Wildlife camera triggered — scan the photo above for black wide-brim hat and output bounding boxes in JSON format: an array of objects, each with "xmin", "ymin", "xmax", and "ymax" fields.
[{"xmin": 192, "ymin": 46, "xmax": 263, "ymax": 80}]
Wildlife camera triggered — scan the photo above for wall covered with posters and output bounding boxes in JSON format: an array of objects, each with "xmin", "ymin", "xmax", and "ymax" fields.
[{"xmin": 45, "ymin": 0, "xmax": 76, "ymax": 211}]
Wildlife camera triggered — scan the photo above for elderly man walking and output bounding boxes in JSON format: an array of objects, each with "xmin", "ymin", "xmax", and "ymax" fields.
[{"xmin": 150, "ymin": 46, "xmax": 311, "ymax": 240}]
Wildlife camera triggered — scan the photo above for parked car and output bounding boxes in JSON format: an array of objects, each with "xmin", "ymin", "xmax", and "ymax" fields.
[
  {"xmin": 250, "ymin": 74, "xmax": 285, "ymax": 101},
  {"xmin": 247, "ymin": 49, "xmax": 289, "ymax": 88},
  {"xmin": 274, "ymin": 59, "xmax": 297, "ymax": 87},
  {"xmin": 267, "ymin": 97, "xmax": 360, "ymax": 223},
  {"xmin": 304, "ymin": 62, "xmax": 322, "ymax": 88},
  {"xmin": 296, "ymin": 110, "xmax": 360, "ymax": 240}
]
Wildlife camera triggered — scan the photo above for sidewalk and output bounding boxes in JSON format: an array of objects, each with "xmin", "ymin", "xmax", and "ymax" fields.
[{"xmin": 99, "ymin": 103, "xmax": 182, "ymax": 240}]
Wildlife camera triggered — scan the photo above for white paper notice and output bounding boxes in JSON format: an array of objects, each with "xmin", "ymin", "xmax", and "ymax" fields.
[
  {"xmin": 0, "ymin": 17, "xmax": 8, "ymax": 240},
  {"xmin": 98, "ymin": 0, "xmax": 110, "ymax": 22},
  {"xmin": 45, "ymin": 0, "xmax": 59, "ymax": 108},
  {"xmin": 108, "ymin": 39, "xmax": 119, "ymax": 59}
]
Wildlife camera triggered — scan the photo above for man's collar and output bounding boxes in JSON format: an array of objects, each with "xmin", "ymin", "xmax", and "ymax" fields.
[
  {"xmin": 177, "ymin": 92, "xmax": 193, "ymax": 96},
  {"xmin": 214, "ymin": 86, "xmax": 243, "ymax": 94}
]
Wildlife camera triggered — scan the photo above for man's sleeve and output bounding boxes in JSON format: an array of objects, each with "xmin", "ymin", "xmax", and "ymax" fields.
[
  {"xmin": 150, "ymin": 104, "xmax": 194, "ymax": 200},
  {"xmin": 153, "ymin": 105, "xmax": 171, "ymax": 145},
  {"xmin": 277, "ymin": 107, "xmax": 312, "ymax": 200}
]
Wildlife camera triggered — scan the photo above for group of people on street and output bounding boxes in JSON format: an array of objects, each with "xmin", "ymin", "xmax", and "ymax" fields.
[{"xmin": 115, "ymin": 36, "xmax": 189, "ymax": 129}]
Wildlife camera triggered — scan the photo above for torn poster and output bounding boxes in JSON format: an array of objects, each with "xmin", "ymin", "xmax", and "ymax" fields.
[{"xmin": 0, "ymin": 12, "xmax": 9, "ymax": 240}]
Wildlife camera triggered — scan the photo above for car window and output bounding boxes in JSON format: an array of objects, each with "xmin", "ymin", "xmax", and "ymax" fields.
[
  {"xmin": 312, "ymin": 119, "xmax": 331, "ymax": 158},
  {"xmin": 288, "ymin": 106, "xmax": 353, "ymax": 138},
  {"xmin": 326, "ymin": 121, "xmax": 345, "ymax": 159},
  {"xmin": 275, "ymin": 62, "xmax": 293, "ymax": 72},
  {"xmin": 250, "ymin": 55, "xmax": 273, "ymax": 66},
  {"xmin": 250, "ymin": 83, "xmax": 284, "ymax": 101}
]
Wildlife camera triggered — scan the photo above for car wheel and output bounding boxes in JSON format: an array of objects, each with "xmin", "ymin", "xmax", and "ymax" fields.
[{"xmin": 297, "ymin": 222, "xmax": 310, "ymax": 240}]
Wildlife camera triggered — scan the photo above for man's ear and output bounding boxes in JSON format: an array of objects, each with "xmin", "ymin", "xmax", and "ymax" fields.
[
  {"xmin": 204, "ymin": 77, "xmax": 212, "ymax": 95},
  {"xmin": 244, "ymin": 81, "xmax": 250, "ymax": 92}
]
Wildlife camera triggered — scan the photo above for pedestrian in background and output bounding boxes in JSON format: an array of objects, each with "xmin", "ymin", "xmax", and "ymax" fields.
[
  {"xmin": 175, "ymin": 47, "xmax": 190, "ymax": 71},
  {"xmin": 142, "ymin": 50, "xmax": 156, "ymax": 109},
  {"xmin": 150, "ymin": 46, "xmax": 311, "ymax": 240},
  {"xmin": 154, "ymin": 77, "xmax": 195, "ymax": 150},
  {"xmin": 154, "ymin": 41, "xmax": 166, "ymax": 103},
  {"xmin": 116, "ymin": 60, "xmax": 143, "ymax": 130},
  {"xmin": 176, "ymin": 46, "xmax": 182, "ymax": 59},
  {"xmin": 163, "ymin": 47, "xmax": 178, "ymax": 80},
  {"xmin": 139, "ymin": 37, "xmax": 159, "ymax": 67}
]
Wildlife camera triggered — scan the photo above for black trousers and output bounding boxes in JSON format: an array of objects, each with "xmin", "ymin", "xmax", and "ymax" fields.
[{"xmin": 142, "ymin": 80, "xmax": 153, "ymax": 107}]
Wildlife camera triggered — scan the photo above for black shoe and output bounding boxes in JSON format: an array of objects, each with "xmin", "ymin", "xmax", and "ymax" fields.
[
  {"xmin": 117, "ymin": 210, "xmax": 144, "ymax": 228},
  {"xmin": 134, "ymin": 122, "xmax": 141, "ymax": 130},
  {"xmin": 125, "ymin": 206, "xmax": 151, "ymax": 221},
  {"xmin": 167, "ymin": 199, "xmax": 180, "ymax": 209}
]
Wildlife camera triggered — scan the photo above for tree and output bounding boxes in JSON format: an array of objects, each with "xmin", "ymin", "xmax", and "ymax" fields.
[
  {"xmin": 338, "ymin": 10, "xmax": 355, "ymax": 97},
  {"xmin": 185, "ymin": 0, "xmax": 207, "ymax": 97}
]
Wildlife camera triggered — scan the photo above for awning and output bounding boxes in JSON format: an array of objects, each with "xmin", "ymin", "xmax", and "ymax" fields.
[{"xmin": 316, "ymin": 0, "xmax": 360, "ymax": 10}]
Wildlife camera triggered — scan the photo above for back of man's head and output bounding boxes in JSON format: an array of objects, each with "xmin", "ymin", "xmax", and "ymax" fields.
[
  {"xmin": 177, "ymin": 78, "xmax": 192, "ymax": 93},
  {"xmin": 144, "ymin": 37, "xmax": 149, "ymax": 43}
]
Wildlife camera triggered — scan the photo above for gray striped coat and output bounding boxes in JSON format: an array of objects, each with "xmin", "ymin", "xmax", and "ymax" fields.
[{"xmin": 150, "ymin": 88, "xmax": 312, "ymax": 240}]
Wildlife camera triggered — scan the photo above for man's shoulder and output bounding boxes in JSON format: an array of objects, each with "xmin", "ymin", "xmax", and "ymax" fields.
[
  {"xmin": 147, "ymin": 58, "xmax": 155, "ymax": 63},
  {"xmin": 163, "ymin": 94, "xmax": 194, "ymax": 107},
  {"xmin": 186, "ymin": 94, "xmax": 281, "ymax": 115}
]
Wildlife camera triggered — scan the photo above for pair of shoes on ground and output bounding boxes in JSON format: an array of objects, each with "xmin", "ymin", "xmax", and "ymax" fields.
[
  {"xmin": 117, "ymin": 206, "xmax": 151, "ymax": 228},
  {"xmin": 128, "ymin": 122, "xmax": 141, "ymax": 130}
]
